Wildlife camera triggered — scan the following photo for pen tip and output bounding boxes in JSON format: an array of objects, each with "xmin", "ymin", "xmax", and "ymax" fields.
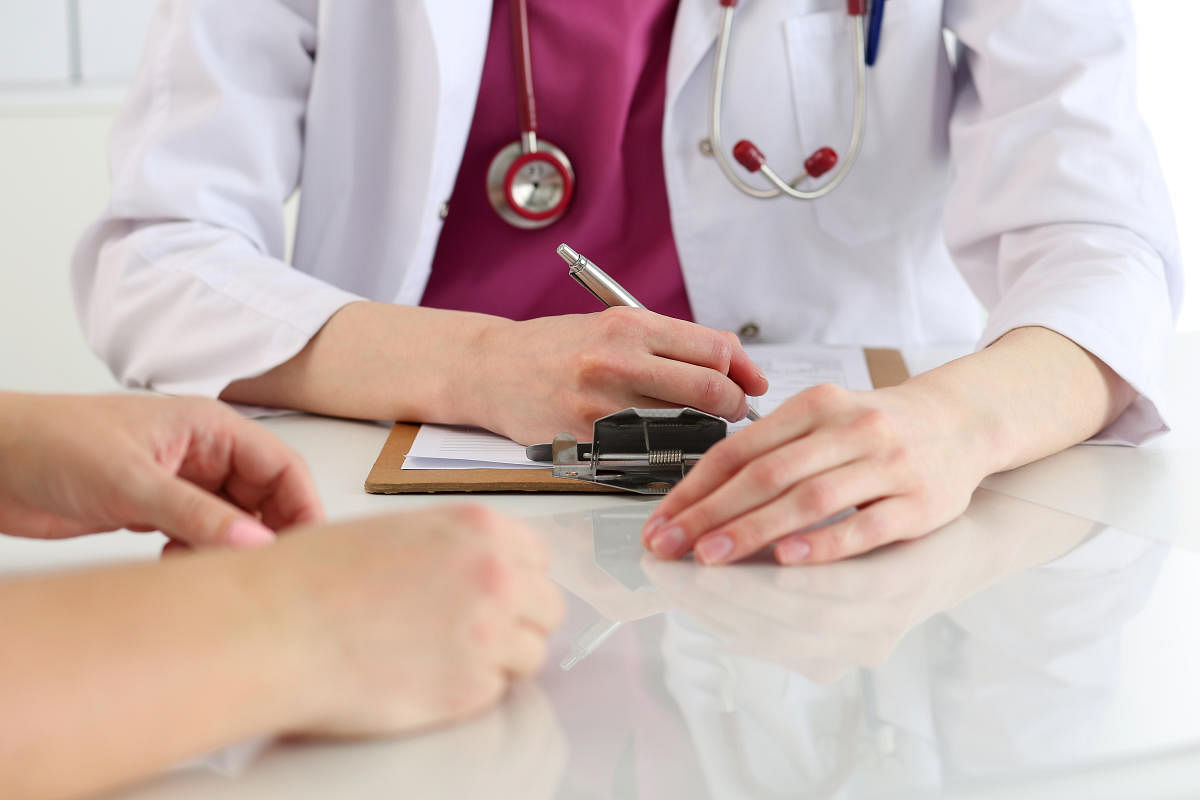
[{"xmin": 557, "ymin": 243, "xmax": 580, "ymax": 265}]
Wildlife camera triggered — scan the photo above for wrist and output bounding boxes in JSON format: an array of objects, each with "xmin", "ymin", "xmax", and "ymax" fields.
[
  {"xmin": 223, "ymin": 541, "xmax": 335, "ymax": 735},
  {"xmin": 0, "ymin": 393, "xmax": 31, "ymax": 450},
  {"xmin": 900, "ymin": 367, "xmax": 1011, "ymax": 479},
  {"xmin": 456, "ymin": 314, "xmax": 519, "ymax": 430}
]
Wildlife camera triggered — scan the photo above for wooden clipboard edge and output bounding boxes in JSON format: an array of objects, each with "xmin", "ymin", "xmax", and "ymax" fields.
[
  {"xmin": 365, "ymin": 348, "xmax": 909, "ymax": 494},
  {"xmin": 365, "ymin": 423, "xmax": 623, "ymax": 494},
  {"xmin": 864, "ymin": 347, "xmax": 910, "ymax": 389}
]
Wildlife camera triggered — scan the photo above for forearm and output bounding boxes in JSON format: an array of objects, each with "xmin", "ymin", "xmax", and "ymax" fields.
[
  {"xmin": 0, "ymin": 551, "xmax": 313, "ymax": 800},
  {"xmin": 909, "ymin": 326, "xmax": 1136, "ymax": 475},
  {"xmin": 220, "ymin": 301, "xmax": 507, "ymax": 424}
]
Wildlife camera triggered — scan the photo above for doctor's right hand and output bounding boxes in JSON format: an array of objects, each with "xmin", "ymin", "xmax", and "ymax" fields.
[{"xmin": 469, "ymin": 307, "xmax": 769, "ymax": 445}]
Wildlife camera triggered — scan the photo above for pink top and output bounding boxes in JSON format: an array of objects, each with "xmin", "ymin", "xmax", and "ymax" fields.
[{"xmin": 421, "ymin": 0, "xmax": 692, "ymax": 322}]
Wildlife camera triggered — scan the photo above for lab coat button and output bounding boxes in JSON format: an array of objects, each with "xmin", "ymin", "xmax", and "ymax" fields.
[
  {"xmin": 738, "ymin": 322, "xmax": 760, "ymax": 341},
  {"xmin": 699, "ymin": 138, "xmax": 714, "ymax": 157},
  {"xmin": 438, "ymin": 202, "xmax": 450, "ymax": 220}
]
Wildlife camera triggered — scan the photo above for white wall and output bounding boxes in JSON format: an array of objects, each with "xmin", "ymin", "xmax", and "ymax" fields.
[
  {"xmin": 1134, "ymin": 1, "xmax": 1199, "ymax": 330},
  {"xmin": 0, "ymin": 99, "xmax": 122, "ymax": 392},
  {"xmin": 0, "ymin": 1, "xmax": 1196, "ymax": 395},
  {"xmin": 0, "ymin": 0, "xmax": 159, "ymax": 86}
]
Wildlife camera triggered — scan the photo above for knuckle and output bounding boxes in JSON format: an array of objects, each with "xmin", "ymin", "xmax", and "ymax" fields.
[
  {"xmin": 724, "ymin": 517, "xmax": 768, "ymax": 550},
  {"xmin": 885, "ymin": 443, "xmax": 916, "ymax": 475},
  {"xmin": 452, "ymin": 503, "xmax": 503, "ymax": 532},
  {"xmin": 798, "ymin": 479, "xmax": 838, "ymax": 518},
  {"xmin": 520, "ymin": 638, "xmax": 550, "ymax": 676},
  {"xmin": 597, "ymin": 306, "xmax": 644, "ymax": 339},
  {"xmin": 710, "ymin": 334, "xmax": 735, "ymax": 372},
  {"xmin": 573, "ymin": 348, "xmax": 622, "ymax": 387},
  {"xmin": 695, "ymin": 373, "xmax": 730, "ymax": 412},
  {"xmin": 806, "ymin": 382, "xmax": 846, "ymax": 410},
  {"xmin": 467, "ymin": 613, "xmax": 504, "ymax": 650},
  {"xmin": 469, "ymin": 550, "xmax": 516, "ymax": 607},
  {"xmin": 670, "ymin": 507, "xmax": 714, "ymax": 540},
  {"xmin": 745, "ymin": 456, "xmax": 790, "ymax": 495},
  {"xmin": 852, "ymin": 510, "xmax": 891, "ymax": 551},
  {"xmin": 853, "ymin": 409, "xmax": 893, "ymax": 441},
  {"xmin": 703, "ymin": 437, "xmax": 744, "ymax": 474}
]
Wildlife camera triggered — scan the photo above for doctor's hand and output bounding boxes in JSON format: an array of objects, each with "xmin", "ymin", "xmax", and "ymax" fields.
[
  {"xmin": 470, "ymin": 307, "xmax": 769, "ymax": 445},
  {"xmin": 0, "ymin": 393, "xmax": 323, "ymax": 548},
  {"xmin": 640, "ymin": 381, "xmax": 992, "ymax": 565}
]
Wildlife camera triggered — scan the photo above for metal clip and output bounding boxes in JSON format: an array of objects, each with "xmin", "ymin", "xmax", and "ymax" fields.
[{"xmin": 530, "ymin": 408, "xmax": 727, "ymax": 495}]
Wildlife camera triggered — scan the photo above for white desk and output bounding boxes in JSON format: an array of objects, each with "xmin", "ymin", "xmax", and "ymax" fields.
[{"xmin": 4, "ymin": 338, "xmax": 1200, "ymax": 800}]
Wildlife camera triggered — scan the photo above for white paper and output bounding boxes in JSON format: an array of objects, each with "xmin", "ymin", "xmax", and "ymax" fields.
[
  {"xmin": 743, "ymin": 343, "xmax": 873, "ymax": 418},
  {"xmin": 403, "ymin": 456, "xmax": 540, "ymax": 470},
  {"xmin": 405, "ymin": 424, "xmax": 538, "ymax": 468},
  {"xmin": 401, "ymin": 344, "xmax": 875, "ymax": 470}
]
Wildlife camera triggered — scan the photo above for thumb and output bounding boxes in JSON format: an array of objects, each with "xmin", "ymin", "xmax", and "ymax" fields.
[{"xmin": 137, "ymin": 474, "xmax": 277, "ymax": 549}]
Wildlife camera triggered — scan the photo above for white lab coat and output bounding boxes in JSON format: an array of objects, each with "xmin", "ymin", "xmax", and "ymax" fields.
[{"xmin": 72, "ymin": 0, "xmax": 1181, "ymax": 441}]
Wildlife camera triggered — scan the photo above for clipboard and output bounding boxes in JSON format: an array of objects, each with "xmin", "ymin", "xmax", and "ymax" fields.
[{"xmin": 365, "ymin": 347, "xmax": 910, "ymax": 494}]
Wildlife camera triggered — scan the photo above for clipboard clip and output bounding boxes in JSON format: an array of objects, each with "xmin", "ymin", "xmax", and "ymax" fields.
[{"xmin": 526, "ymin": 408, "xmax": 727, "ymax": 495}]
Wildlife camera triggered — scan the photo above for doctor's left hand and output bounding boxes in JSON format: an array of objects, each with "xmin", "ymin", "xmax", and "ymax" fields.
[
  {"xmin": 0, "ymin": 393, "xmax": 323, "ymax": 548},
  {"xmin": 640, "ymin": 381, "xmax": 994, "ymax": 565}
]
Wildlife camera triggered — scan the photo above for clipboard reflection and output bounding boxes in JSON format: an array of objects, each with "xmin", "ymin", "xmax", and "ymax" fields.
[{"xmin": 532, "ymin": 503, "xmax": 669, "ymax": 671}]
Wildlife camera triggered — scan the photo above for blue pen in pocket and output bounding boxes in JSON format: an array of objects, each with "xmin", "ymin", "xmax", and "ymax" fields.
[{"xmin": 866, "ymin": 0, "xmax": 886, "ymax": 66}]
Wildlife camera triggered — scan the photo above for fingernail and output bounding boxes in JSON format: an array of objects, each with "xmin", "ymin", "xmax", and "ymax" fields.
[
  {"xmin": 642, "ymin": 515, "xmax": 667, "ymax": 544},
  {"xmin": 776, "ymin": 538, "xmax": 811, "ymax": 565},
  {"xmin": 224, "ymin": 518, "xmax": 276, "ymax": 549},
  {"xmin": 736, "ymin": 399, "xmax": 750, "ymax": 420},
  {"xmin": 696, "ymin": 534, "xmax": 734, "ymax": 565},
  {"xmin": 648, "ymin": 526, "xmax": 685, "ymax": 557}
]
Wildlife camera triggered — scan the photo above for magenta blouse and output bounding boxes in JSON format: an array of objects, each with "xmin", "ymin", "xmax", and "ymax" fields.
[{"xmin": 421, "ymin": 0, "xmax": 692, "ymax": 322}]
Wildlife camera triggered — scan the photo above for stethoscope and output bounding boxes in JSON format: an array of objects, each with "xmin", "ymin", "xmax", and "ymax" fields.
[
  {"xmin": 486, "ymin": 0, "xmax": 575, "ymax": 229},
  {"xmin": 487, "ymin": 0, "xmax": 881, "ymax": 228}
]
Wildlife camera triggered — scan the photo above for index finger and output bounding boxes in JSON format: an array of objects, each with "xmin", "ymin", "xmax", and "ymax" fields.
[
  {"xmin": 644, "ymin": 383, "xmax": 849, "ymax": 530},
  {"xmin": 218, "ymin": 417, "xmax": 325, "ymax": 530},
  {"xmin": 645, "ymin": 318, "xmax": 768, "ymax": 397}
]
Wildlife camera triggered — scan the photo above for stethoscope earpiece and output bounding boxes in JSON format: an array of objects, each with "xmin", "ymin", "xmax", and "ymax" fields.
[{"xmin": 712, "ymin": 0, "xmax": 871, "ymax": 200}]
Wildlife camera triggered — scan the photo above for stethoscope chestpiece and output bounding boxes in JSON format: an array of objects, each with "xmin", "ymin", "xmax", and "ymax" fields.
[
  {"xmin": 487, "ymin": 137, "xmax": 575, "ymax": 230},
  {"xmin": 487, "ymin": 0, "xmax": 575, "ymax": 229}
]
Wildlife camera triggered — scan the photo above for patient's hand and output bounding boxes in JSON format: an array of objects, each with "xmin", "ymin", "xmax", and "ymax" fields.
[{"xmin": 0, "ymin": 393, "xmax": 323, "ymax": 547}]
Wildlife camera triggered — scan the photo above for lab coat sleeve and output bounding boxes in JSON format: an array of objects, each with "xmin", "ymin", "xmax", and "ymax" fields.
[
  {"xmin": 942, "ymin": 1, "xmax": 1182, "ymax": 444},
  {"xmin": 71, "ymin": 0, "xmax": 363, "ymax": 398}
]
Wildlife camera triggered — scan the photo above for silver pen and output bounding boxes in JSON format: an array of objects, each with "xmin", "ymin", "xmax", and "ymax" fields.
[{"xmin": 556, "ymin": 243, "xmax": 762, "ymax": 421}]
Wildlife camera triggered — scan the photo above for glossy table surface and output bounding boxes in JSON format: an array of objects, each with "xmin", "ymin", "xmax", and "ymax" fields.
[{"xmin": 3, "ymin": 337, "xmax": 1199, "ymax": 800}]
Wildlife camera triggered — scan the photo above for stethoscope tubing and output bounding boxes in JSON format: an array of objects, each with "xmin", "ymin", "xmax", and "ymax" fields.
[
  {"xmin": 510, "ymin": 0, "xmax": 539, "ymax": 152},
  {"xmin": 709, "ymin": 7, "xmax": 868, "ymax": 200}
]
